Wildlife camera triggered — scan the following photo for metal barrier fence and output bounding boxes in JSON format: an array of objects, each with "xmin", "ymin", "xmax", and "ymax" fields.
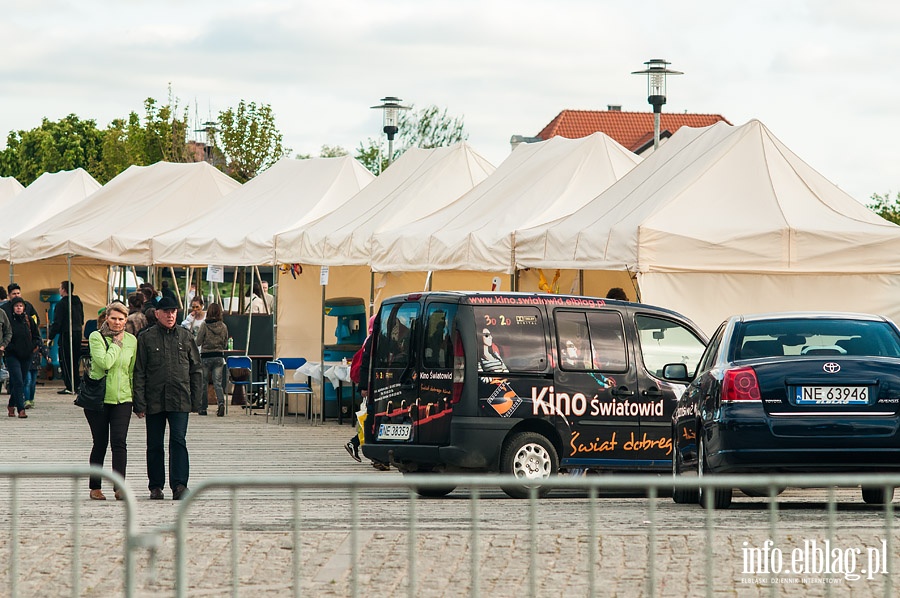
[
  {"xmin": 0, "ymin": 466, "xmax": 139, "ymax": 598},
  {"xmin": 2, "ymin": 468, "xmax": 900, "ymax": 597},
  {"xmin": 171, "ymin": 473, "xmax": 900, "ymax": 598}
]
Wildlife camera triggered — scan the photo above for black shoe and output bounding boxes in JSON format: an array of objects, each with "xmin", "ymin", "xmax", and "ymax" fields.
[
  {"xmin": 198, "ymin": 410, "xmax": 207, "ymax": 416},
  {"xmin": 57, "ymin": 389, "xmax": 73, "ymax": 395},
  {"xmin": 217, "ymin": 404, "xmax": 225, "ymax": 417},
  {"xmin": 345, "ymin": 441, "xmax": 362, "ymax": 462},
  {"xmin": 149, "ymin": 488, "xmax": 164, "ymax": 500},
  {"xmin": 173, "ymin": 484, "xmax": 189, "ymax": 500}
]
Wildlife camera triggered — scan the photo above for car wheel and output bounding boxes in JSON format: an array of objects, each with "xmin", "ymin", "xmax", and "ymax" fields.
[
  {"xmin": 861, "ymin": 486, "xmax": 895, "ymax": 505},
  {"xmin": 403, "ymin": 471, "xmax": 456, "ymax": 498},
  {"xmin": 672, "ymin": 433, "xmax": 699, "ymax": 504},
  {"xmin": 500, "ymin": 432, "xmax": 558, "ymax": 499},
  {"xmin": 697, "ymin": 436, "xmax": 732, "ymax": 509}
]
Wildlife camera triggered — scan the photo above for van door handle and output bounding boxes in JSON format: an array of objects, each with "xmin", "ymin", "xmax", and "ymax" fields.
[
  {"xmin": 611, "ymin": 386, "xmax": 634, "ymax": 397},
  {"xmin": 642, "ymin": 388, "xmax": 662, "ymax": 397}
]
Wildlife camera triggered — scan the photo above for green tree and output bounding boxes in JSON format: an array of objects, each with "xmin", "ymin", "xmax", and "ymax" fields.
[
  {"xmin": 97, "ymin": 93, "xmax": 193, "ymax": 182},
  {"xmin": 0, "ymin": 89, "xmax": 194, "ymax": 185},
  {"xmin": 296, "ymin": 145, "xmax": 349, "ymax": 160},
  {"xmin": 868, "ymin": 191, "xmax": 900, "ymax": 225},
  {"xmin": 0, "ymin": 114, "xmax": 104, "ymax": 185},
  {"xmin": 216, "ymin": 100, "xmax": 287, "ymax": 182},
  {"xmin": 355, "ymin": 104, "xmax": 468, "ymax": 174},
  {"xmin": 319, "ymin": 144, "xmax": 348, "ymax": 158}
]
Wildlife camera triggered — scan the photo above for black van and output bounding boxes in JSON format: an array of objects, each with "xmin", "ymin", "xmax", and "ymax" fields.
[{"xmin": 361, "ymin": 292, "xmax": 707, "ymax": 498}]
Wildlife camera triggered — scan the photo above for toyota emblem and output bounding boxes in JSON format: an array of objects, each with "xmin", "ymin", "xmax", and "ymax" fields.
[{"xmin": 823, "ymin": 362, "xmax": 841, "ymax": 374}]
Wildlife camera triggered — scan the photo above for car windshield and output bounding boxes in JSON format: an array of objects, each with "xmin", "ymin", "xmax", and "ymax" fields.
[{"xmin": 737, "ymin": 318, "xmax": 900, "ymax": 359}]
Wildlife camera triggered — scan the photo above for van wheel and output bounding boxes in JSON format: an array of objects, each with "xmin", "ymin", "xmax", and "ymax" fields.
[
  {"xmin": 404, "ymin": 472, "xmax": 456, "ymax": 498},
  {"xmin": 861, "ymin": 486, "xmax": 894, "ymax": 505},
  {"xmin": 500, "ymin": 432, "xmax": 558, "ymax": 499},
  {"xmin": 697, "ymin": 436, "xmax": 731, "ymax": 509}
]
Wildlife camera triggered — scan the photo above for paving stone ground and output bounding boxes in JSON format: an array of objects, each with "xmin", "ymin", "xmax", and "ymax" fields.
[{"xmin": 0, "ymin": 383, "xmax": 898, "ymax": 597}]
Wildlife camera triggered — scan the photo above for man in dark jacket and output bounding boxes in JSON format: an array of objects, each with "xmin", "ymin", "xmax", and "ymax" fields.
[
  {"xmin": 49, "ymin": 280, "xmax": 84, "ymax": 394},
  {"xmin": 133, "ymin": 296, "xmax": 203, "ymax": 500},
  {"xmin": 1, "ymin": 283, "xmax": 40, "ymax": 326}
]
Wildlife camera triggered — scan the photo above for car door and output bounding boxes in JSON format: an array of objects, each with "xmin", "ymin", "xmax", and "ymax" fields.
[
  {"xmin": 633, "ymin": 313, "xmax": 707, "ymax": 466},
  {"xmin": 415, "ymin": 301, "xmax": 458, "ymax": 445},
  {"xmin": 369, "ymin": 300, "xmax": 421, "ymax": 444},
  {"xmin": 553, "ymin": 308, "xmax": 639, "ymax": 466}
]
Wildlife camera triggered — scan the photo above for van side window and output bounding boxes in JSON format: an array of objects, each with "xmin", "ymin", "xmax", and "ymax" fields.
[
  {"xmin": 422, "ymin": 303, "xmax": 457, "ymax": 368},
  {"xmin": 635, "ymin": 314, "xmax": 706, "ymax": 378},
  {"xmin": 555, "ymin": 310, "xmax": 628, "ymax": 372},
  {"xmin": 474, "ymin": 307, "xmax": 546, "ymax": 373},
  {"xmin": 374, "ymin": 302, "xmax": 420, "ymax": 368},
  {"xmin": 587, "ymin": 311, "xmax": 629, "ymax": 372},
  {"xmin": 555, "ymin": 311, "xmax": 592, "ymax": 371}
]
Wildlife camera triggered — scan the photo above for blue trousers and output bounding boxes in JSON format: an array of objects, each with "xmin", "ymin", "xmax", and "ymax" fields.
[
  {"xmin": 5, "ymin": 354, "xmax": 28, "ymax": 412},
  {"xmin": 144, "ymin": 411, "xmax": 190, "ymax": 491}
]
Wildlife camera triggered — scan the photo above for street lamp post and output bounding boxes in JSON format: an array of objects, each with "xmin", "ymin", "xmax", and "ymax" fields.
[
  {"xmin": 631, "ymin": 59, "xmax": 683, "ymax": 151},
  {"xmin": 370, "ymin": 96, "xmax": 410, "ymax": 170}
]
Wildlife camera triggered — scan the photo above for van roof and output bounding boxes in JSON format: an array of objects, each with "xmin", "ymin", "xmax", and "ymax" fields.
[{"xmin": 381, "ymin": 290, "xmax": 693, "ymax": 321}]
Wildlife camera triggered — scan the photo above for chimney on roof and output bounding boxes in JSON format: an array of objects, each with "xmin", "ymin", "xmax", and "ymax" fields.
[
  {"xmin": 607, "ymin": 105, "xmax": 622, "ymax": 111},
  {"xmin": 510, "ymin": 134, "xmax": 542, "ymax": 151}
]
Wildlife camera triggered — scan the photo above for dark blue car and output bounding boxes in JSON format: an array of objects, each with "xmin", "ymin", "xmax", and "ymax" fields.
[{"xmin": 671, "ymin": 312, "xmax": 900, "ymax": 509}]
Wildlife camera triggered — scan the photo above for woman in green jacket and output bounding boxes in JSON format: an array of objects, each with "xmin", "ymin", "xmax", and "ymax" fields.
[{"xmin": 85, "ymin": 301, "xmax": 137, "ymax": 501}]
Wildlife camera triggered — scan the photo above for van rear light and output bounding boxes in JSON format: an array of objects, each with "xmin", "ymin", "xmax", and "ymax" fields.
[
  {"xmin": 452, "ymin": 330, "xmax": 465, "ymax": 404},
  {"xmin": 722, "ymin": 366, "xmax": 761, "ymax": 402}
]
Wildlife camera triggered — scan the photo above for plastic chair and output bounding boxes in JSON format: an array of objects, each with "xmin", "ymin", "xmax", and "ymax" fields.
[
  {"xmin": 266, "ymin": 359, "xmax": 314, "ymax": 425},
  {"xmin": 226, "ymin": 355, "xmax": 267, "ymax": 414}
]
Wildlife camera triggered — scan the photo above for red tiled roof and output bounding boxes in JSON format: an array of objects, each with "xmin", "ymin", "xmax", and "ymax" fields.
[{"xmin": 536, "ymin": 110, "xmax": 731, "ymax": 153}]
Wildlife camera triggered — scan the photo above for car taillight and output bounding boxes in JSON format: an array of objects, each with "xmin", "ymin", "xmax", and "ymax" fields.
[
  {"xmin": 452, "ymin": 330, "xmax": 465, "ymax": 404},
  {"xmin": 722, "ymin": 367, "xmax": 761, "ymax": 402}
]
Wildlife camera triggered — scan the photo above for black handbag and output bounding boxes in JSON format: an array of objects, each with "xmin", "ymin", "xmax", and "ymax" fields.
[{"xmin": 74, "ymin": 335, "xmax": 108, "ymax": 411}]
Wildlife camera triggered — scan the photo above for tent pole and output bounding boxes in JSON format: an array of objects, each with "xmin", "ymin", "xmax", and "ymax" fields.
[
  {"xmin": 253, "ymin": 265, "xmax": 268, "ymax": 314},
  {"xmin": 320, "ymin": 277, "xmax": 326, "ymax": 426},
  {"xmin": 168, "ymin": 266, "xmax": 182, "ymax": 309},
  {"xmin": 271, "ymin": 264, "xmax": 278, "ymax": 357},
  {"xmin": 245, "ymin": 266, "xmax": 255, "ymax": 355},
  {"xmin": 369, "ymin": 271, "xmax": 375, "ymax": 318},
  {"xmin": 229, "ymin": 267, "xmax": 239, "ymax": 314},
  {"xmin": 67, "ymin": 255, "xmax": 75, "ymax": 395}
]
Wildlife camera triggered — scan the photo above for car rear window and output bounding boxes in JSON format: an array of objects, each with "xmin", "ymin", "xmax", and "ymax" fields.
[
  {"xmin": 738, "ymin": 319, "xmax": 900, "ymax": 358},
  {"xmin": 422, "ymin": 303, "xmax": 457, "ymax": 368},
  {"xmin": 374, "ymin": 302, "xmax": 420, "ymax": 368}
]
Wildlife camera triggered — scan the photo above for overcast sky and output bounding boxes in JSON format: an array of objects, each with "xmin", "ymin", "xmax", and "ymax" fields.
[{"xmin": 3, "ymin": 0, "xmax": 897, "ymax": 201}]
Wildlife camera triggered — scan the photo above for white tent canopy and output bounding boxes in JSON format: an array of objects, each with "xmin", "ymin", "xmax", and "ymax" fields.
[
  {"xmin": 0, "ymin": 169, "xmax": 101, "ymax": 260},
  {"xmin": 514, "ymin": 119, "xmax": 900, "ymax": 332},
  {"xmin": 370, "ymin": 132, "xmax": 642, "ymax": 273},
  {"xmin": 151, "ymin": 156, "xmax": 374, "ymax": 265},
  {"xmin": 275, "ymin": 142, "xmax": 495, "ymax": 266},
  {"xmin": 0, "ymin": 176, "xmax": 24, "ymax": 206},
  {"xmin": 10, "ymin": 161, "xmax": 240, "ymax": 265}
]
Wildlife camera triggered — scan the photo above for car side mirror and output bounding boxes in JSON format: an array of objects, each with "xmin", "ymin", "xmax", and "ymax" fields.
[{"xmin": 662, "ymin": 362, "xmax": 690, "ymax": 382}]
